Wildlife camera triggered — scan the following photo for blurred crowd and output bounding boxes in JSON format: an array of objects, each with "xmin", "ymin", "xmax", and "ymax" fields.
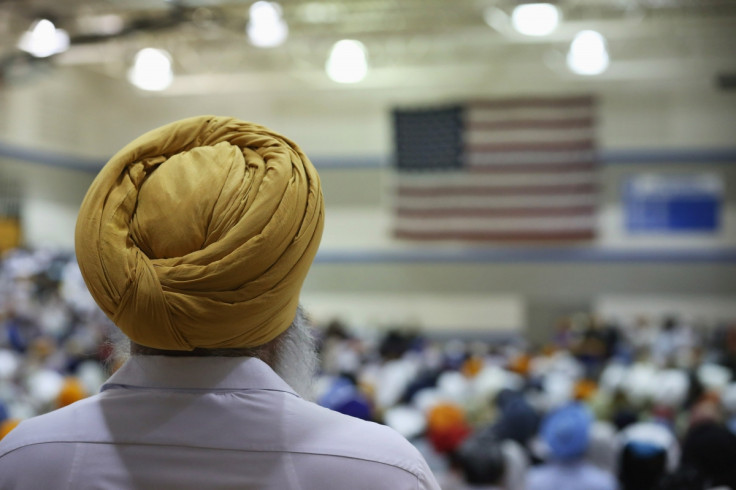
[
  {"xmin": 3, "ymin": 248, "xmax": 736, "ymax": 489},
  {"xmin": 315, "ymin": 314, "xmax": 736, "ymax": 489},
  {"xmin": 0, "ymin": 249, "xmax": 117, "ymax": 439}
]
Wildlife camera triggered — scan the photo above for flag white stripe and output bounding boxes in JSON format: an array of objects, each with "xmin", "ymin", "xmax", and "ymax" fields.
[
  {"xmin": 467, "ymin": 107, "xmax": 593, "ymax": 124},
  {"xmin": 397, "ymin": 194, "xmax": 597, "ymax": 209},
  {"xmin": 468, "ymin": 151, "xmax": 595, "ymax": 166},
  {"xmin": 395, "ymin": 216, "xmax": 595, "ymax": 232},
  {"xmin": 465, "ymin": 128, "xmax": 594, "ymax": 145},
  {"xmin": 397, "ymin": 171, "xmax": 597, "ymax": 188}
]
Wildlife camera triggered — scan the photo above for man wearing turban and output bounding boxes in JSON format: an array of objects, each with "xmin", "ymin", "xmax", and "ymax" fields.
[{"xmin": 0, "ymin": 116, "xmax": 439, "ymax": 489}]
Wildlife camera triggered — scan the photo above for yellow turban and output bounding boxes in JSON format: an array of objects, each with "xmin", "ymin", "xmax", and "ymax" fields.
[{"xmin": 75, "ymin": 116, "xmax": 324, "ymax": 350}]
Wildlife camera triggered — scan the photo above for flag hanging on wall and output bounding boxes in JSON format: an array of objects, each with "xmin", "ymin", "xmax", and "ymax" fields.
[{"xmin": 392, "ymin": 96, "xmax": 598, "ymax": 241}]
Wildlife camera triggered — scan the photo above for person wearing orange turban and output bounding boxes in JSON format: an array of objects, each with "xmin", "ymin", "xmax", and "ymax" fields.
[
  {"xmin": 427, "ymin": 402, "xmax": 472, "ymax": 454},
  {"xmin": 0, "ymin": 116, "xmax": 439, "ymax": 490},
  {"xmin": 56, "ymin": 377, "xmax": 87, "ymax": 408},
  {"xmin": 0, "ymin": 419, "xmax": 20, "ymax": 441},
  {"xmin": 76, "ymin": 116, "xmax": 323, "ymax": 351}
]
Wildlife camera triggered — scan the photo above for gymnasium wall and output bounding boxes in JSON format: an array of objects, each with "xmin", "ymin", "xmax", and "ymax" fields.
[{"xmin": 1, "ymin": 67, "xmax": 735, "ymax": 336}]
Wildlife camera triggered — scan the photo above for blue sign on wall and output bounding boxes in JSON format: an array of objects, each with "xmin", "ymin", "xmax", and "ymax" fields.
[{"xmin": 625, "ymin": 174, "xmax": 723, "ymax": 233}]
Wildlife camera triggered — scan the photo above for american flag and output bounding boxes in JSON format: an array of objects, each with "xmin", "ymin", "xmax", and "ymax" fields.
[{"xmin": 392, "ymin": 96, "xmax": 598, "ymax": 241}]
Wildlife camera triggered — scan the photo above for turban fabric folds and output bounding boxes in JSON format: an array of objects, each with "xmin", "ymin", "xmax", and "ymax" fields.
[{"xmin": 75, "ymin": 116, "xmax": 324, "ymax": 350}]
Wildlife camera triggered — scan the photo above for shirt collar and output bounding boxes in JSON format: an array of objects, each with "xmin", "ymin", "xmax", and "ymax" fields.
[{"xmin": 101, "ymin": 355, "xmax": 298, "ymax": 396}]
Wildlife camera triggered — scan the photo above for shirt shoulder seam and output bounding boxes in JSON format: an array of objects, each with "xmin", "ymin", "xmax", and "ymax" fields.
[{"xmin": 0, "ymin": 439, "xmax": 428, "ymax": 480}]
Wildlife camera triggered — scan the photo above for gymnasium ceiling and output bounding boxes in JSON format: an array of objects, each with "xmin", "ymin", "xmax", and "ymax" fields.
[{"xmin": 0, "ymin": 0, "xmax": 735, "ymax": 94}]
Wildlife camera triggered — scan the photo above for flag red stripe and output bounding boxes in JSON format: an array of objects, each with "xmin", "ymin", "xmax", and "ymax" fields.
[
  {"xmin": 468, "ymin": 97, "xmax": 595, "ymax": 109},
  {"xmin": 397, "ymin": 183, "xmax": 597, "ymax": 197},
  {"xmin": 396, "ymin": 206, "xmax": 596, "ymax": 218},
  {"xmin": 394, "ymin": 230, "xmax": 596, "ymax": 241},
  {"xmin": 468, "ymin": 141, "xmax": 594, "ymax": 152},
  {"xmin": 468, "ymin": 163, "xmax": 596, "ymax": 173},
  {"xmin": 467, "ymin": 118, "xmax": 595, "ymax": 130}
]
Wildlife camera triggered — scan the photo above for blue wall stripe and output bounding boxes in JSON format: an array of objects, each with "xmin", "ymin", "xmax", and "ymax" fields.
[
  {"xmin": 314, "ymin": 247, "xmax": 736, "ymax": 264},
  {"xmin": 2, "ymin": 141, "xmax": 736, "ymax": 171},
  {"xmin": 311, "ymin": 156, "xmax": 388, "ymax": 169},
  {"xmin": 0, "ymin": 142, "xmax": 103, "ymax": 172},
  {"xmin": 600, "ymin": 148, "xmax": 736, "ymax": 165},
  {"xmin": 314, "ymin": 148, "xmax": 736, "ymax": 168}
]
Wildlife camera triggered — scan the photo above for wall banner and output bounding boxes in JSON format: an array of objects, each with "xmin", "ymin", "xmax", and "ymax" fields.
[{"xmin": 625, "ymin": 173, "xmax": 723, "ymax": 233}]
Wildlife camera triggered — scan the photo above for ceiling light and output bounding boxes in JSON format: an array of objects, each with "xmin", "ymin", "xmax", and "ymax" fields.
[
  {"xmin": 17, "ymin": 19, "xmax": 70, "ymax": 58},
  {"xmin": 127, "ymin": 48, "xmax": 173, "ymax": 91},
  {"xmin": 247, "ymin": 1, "xmax": 288, "ymax": 48},
  {"xmin": 326, "ymin": 39, "xmax": 368, "ymax": 84},
  {"xmin": 567, "ymin": 30, "xmax": 609, "ymax": 75},
  {"xmin": 511, "ymin": 3, "xmax": 560, "ymax": 36}
]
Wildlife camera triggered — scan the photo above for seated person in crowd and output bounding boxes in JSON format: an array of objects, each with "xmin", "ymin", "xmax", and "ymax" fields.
[
  {"xmin": 526, "ymin": 403, "xmax": 618, "ymax": 490},
  {"xmin": 451, "ymin": 430, "xmax": 527, "ymax": 490}
]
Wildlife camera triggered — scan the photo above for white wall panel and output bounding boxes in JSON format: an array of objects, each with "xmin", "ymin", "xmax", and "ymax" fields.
[{"xmin": 301, "ymin": 293, "xmax": 525, "ymax": 332}]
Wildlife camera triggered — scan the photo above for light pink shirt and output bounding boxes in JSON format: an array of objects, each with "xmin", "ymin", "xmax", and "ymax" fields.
[{"xmin": 0, "ymin": 356, "xmax": 440, "ymax": 490}]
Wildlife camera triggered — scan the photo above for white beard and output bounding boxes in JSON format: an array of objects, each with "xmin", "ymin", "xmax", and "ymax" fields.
[{"xmin": 271, "ymin": 307, "xmax": 319, "ymax": 400}]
